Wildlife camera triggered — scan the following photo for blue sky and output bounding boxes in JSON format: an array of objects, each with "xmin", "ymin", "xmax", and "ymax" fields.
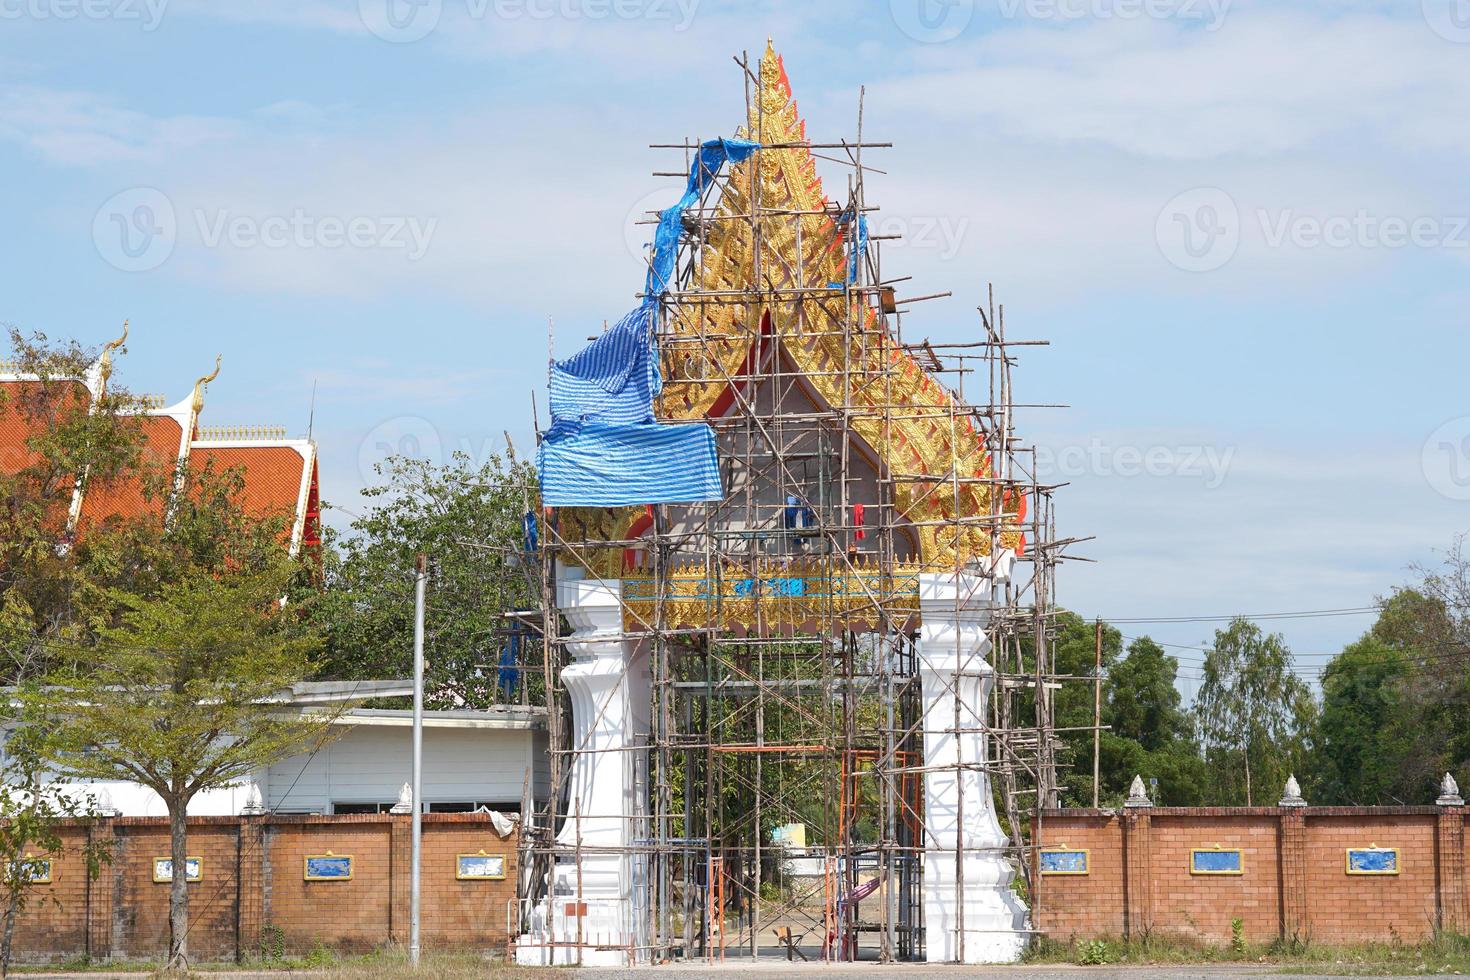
[{"xmin": 3, "ymin": 0, "xmax": 1468, "ymax": 694}]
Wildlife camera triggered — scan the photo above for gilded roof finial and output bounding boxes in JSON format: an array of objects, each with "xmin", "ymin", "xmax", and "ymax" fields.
[
  {"xmin": 191, "ymin": 355, "xmax": 222, "ymax": 414},
  {"xmin": 98, "ymin": 319, "xmax": 128, "ymax": 390}
]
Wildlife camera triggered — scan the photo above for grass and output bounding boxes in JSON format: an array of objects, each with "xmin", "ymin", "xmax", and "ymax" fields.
[
  {"xmin": 7, "ymin": 948, "xmax": 556, "ymax": 977},
  {"xmin": 1025, "ymin": 931, "xmax": 1470, "ymax": 975}
]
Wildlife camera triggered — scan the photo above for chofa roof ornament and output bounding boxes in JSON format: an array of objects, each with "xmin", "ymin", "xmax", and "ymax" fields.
[
  {"xmin": 190, "ymin": 354, "xmax": 222, "ymax": 415},
  {"xmin": 97, "ymin": 319, "xmax": 128, "ymax": 393}
]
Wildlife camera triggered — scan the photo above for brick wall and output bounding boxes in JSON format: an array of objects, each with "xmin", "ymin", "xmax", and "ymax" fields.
[
  {"xmin": 1037, "ymin": 803, "xmax": 1468, "ymax": 947},
  {"xmin": 8, "ymin": 813, "xmax": 519, "ymax": 964}
]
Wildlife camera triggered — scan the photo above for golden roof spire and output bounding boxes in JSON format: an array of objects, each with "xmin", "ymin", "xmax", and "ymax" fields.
[
  {"xmin": 98, "ymin": 319, "xmax": 128, "ymax": 391},
  {"xmin": 653, "ymin": 44, "xmax": 1021, "ymax": 569},
  {"xmin": 191, "ymin": 355, "xmax": 221, "ymax": 415}
]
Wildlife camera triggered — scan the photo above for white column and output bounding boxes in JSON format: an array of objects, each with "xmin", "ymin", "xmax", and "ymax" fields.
[
  {"xmin": 517, "ymin": 573, "xmax": 649, "ymax": 966},
  {"xmin": 917, "ymin": 558, "xmax": 1028, "ymax": 963}
]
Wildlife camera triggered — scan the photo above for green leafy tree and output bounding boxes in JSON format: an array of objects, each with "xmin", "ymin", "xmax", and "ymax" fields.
[
  {"xmin": 1310, "ymin": 635, "xmax": 1411, "ymax": 804},
  {"xmin": 0, "ymin": 328, "xmax": 143, "ymax": 679},
  {"xmin": 1047, "ymin": 613, "xmax": 1121, "ymax": 806},
  {"xmin": 0, "ymin": 717, "xmax": 109, "ymax": 978},
  {"xmin": 1195, "ymin": 618, "xmax": 1316, "ymax": 805},
  {"xmin": 1037, "ymin": 617, "xmax": 1208, "ymax": 806},
  {"xmin": 1108, "ymin": 637, "xmax": 1192, "ymax": 751},
  {"xmin": 1383, "ymin": 543, "xmax": 1470, "ymax": 792},
  {"xmin": 317, "ymin": 450, "xmax": 539, "ymax": 706},
  {"xmin": 31, "ymin": 561, "xmax": 333, "ymax": 970},
  {"xmin": 1311, "ymin": 546, "xmax": 1470, "ymax": 802},
  {"xmin": 1102, "ymin": 637, "xmax": 1208, "ymax": 805}
]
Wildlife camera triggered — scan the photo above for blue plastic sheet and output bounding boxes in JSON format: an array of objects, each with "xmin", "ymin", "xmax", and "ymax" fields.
[{"xmin": 538, "ymin": 137, "xmax": 758, "ymax": 508}]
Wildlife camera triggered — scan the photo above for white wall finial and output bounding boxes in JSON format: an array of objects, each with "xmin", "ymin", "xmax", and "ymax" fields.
[
  {"xmin": 390, "ymin": 781, "xmax": 414, "ymax": 814},
  {"xmin": 1438, "ymin": 772, "xmax": 1463, "ymax": 807},
  {"xmin": 241, "ymin": 781, "xmax": 265, "ymax": 816},
  {"xmin": 1125, "ymin": 774, "xmax": 1152, "ymax": 808},
  {"xmin": 1279, "ymin": 774, "xmax": 1306, "ymax": 807}
]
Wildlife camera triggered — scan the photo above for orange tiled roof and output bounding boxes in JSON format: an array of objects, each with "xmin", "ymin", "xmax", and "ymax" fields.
[
  {"xmin": 188, "ymin": 444, "xmax": 308, "ymax": 525},
  {"xmin": 0, "ymin": 342, "xmax": 320, "ymax": 557},
  {"xmin": 0, "ymin": 380, "xmax": 92, "ymax": 476},
  {"xmin": 75, "ymin": 413, "xmax": 184, "ymax": 529}
]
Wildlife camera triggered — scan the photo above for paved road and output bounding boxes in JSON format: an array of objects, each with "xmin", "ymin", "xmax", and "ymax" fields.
[
  {"xmin": 575, "ymin": 968, "xmax": 1360, "ymax": 979},
  {"xmin": 17, "ymin": 965, "xmax": 1383, "ymax": 979}
]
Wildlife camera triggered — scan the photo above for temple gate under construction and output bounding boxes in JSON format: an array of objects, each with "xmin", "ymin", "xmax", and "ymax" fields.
[{"xmin": 510, "ymin": 41, "xmax": 1079, "ymax": 966}]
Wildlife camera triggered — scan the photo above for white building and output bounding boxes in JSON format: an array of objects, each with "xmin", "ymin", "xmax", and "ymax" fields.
[{"xmin": 27, "ymin": 682, "xmax": 549, "ymax": 818}]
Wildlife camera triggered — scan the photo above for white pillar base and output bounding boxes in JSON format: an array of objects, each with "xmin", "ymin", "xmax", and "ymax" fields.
[
  {"xmin": 918, "ymin": 559, "xmax": 1029, "ymax": 964},
  {"xmin": 515, "ymin": 574, "xmax": 648, "ymax": 967}
]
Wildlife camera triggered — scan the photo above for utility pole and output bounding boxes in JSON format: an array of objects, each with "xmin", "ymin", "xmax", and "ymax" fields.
[
  {"xmin": 1092, "ymin": 618, "xmax": 1102, "ymax": 809},
  {"xmin": 410, "ymin": 553, "xmax": 427, "ymax": 967}
]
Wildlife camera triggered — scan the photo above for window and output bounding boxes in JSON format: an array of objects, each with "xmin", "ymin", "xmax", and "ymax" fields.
[
  {"xmin": 332, "ymin": 802, "xmax": 393, "ymax": 815},
  {"xmin": 331, "ymin": 800, "xmax": 523, "ymax": 815}
]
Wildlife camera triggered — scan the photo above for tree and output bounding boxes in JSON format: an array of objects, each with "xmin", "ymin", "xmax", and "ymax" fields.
[
  {"xmin": 1385, "ymin": 541, "xmax": 1470, "ymax": 792},
  {"xmin": 1046, "ymin": 613, "xmax": 1122, "ymax": 806},
  {"xmin": 1195, "ymin": 618, "xmax": 1316, "ymax": 805},
  {"xmin": 1103, "ymin": 637, "xmax": 1208, "ymax": 805},
  {"xmin": 1108, "ymin": 637, "xmax": 1192, "ymax": 751},
  {"xmin": 0, "ymin": 716, "xmax": 108, "ymax": 978},
  {"xmin": 317, "ymin": 450, "xmax": 539, "ymax": 707},
  {"xmin": 1303, "ymin": 535, "xmax": 1470, "ymax": 805},
  {"xmin": 0, "ymin": 328, "xmax": 142, "ymax": 680},
  {"xmin": 31, "ymin": 562, "xmax": 333, "ymax": 969},
  {"xmin": 1310, "ymin": 635, "xmax": 1411, "ymax": 804}
]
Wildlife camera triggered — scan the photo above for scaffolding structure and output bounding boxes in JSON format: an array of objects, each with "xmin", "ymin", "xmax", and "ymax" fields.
[{"xmin": 512, "ymin": 43, "xmax": 1084, "ymax": 965}]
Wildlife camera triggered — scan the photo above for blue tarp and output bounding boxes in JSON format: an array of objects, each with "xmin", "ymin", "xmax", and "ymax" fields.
[
  {"xmin": 645, "ymin": 138, "xmax": 759, "ymax": 296},
  {"xmin": 540, "ymin": 421, "xmax": 721, "ymax": 506},
  {"xmin": 538, "ymin": 138, "xmax": 758, "ymax": 508},
  {"xmin": 547, "ymin": 304, "xmax": 660, "ymax": 437}
]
